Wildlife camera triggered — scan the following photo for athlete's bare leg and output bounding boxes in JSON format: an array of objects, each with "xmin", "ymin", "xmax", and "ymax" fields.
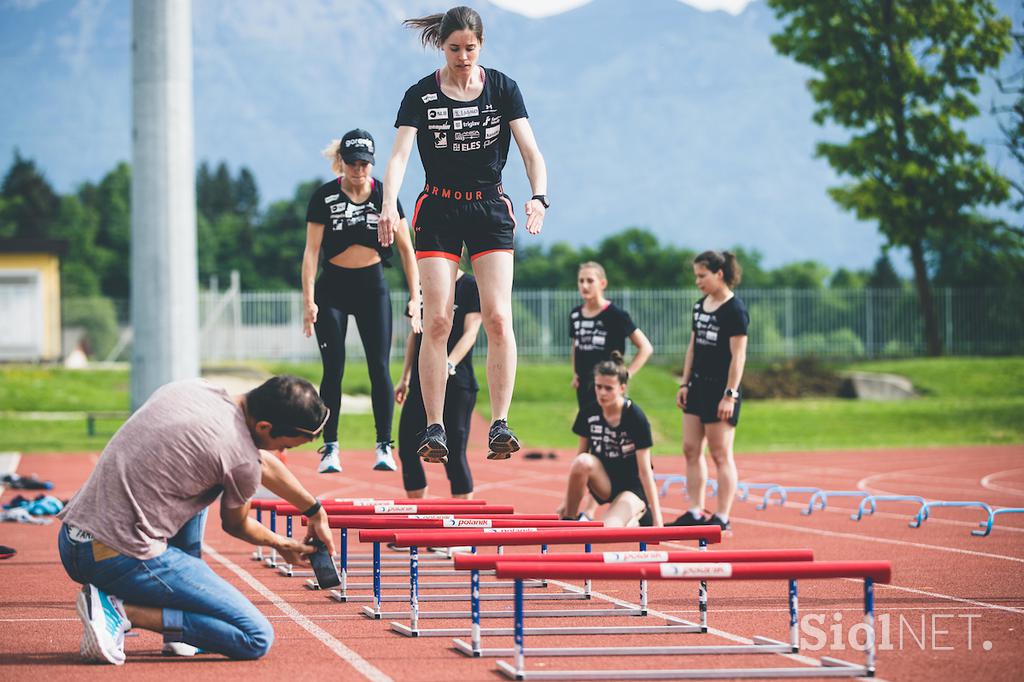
[
  {"xmin": 559, "ymin": 453, "xmax": 609, "ymax": 519},
  {"xmin": 682, "ymin": 414, "xmax": 708, "ymax": 510},
  {"xmin": 418, "ymin": 257, "xmax": 459, "ymax": 426},
  {"xmin": 603, "ymin": 492, "xmax": 646, "ymax": 528},
  {"xmin": 471, "ymin": 250, "xmax": 516, "ymax": 421},
  {"xmin": 705, "ymin": 421, "xmax": 738, "ymax": 519}
]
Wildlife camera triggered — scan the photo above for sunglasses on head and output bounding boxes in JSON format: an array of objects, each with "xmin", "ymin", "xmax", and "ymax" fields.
[{"xmin": 283, "ymin": 407, "xmax": 330, "ymax": 439}]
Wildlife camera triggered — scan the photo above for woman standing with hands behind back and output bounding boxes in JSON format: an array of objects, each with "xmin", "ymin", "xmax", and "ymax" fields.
[
  {"xmin": 376, "ymin": 6, "xmax": 548, "ymax": 465},
  {"xmin": 669, "ymin": 251, "xmax": 748, "ymax": 531}
]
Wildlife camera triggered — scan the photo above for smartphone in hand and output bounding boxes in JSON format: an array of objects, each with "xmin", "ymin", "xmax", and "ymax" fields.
[{"xmin": 307, "ymin": 537, "xmax": 341, "ymax": 589}]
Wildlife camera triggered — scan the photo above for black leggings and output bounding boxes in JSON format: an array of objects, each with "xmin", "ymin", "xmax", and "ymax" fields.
[
  {"xmin": 398, "ymin": 378, "xmax": 475, "ymax": 495},
  {"xmin": 314, "ymin": 262, "xmax": 393, "ymax": 443}
]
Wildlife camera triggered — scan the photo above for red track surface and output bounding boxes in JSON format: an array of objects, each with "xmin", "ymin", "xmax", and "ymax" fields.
[{"xmin": 2, "ymin": 442, "xmax": 1022, "ymax": 681}]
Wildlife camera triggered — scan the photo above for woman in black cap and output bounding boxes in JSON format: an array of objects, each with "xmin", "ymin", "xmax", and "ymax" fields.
[
  {"xmin": 302, "ymin": 129, "xmax": 421, "ymax": 474},
  {"xmin": 376, "ymin": 6, "xmax": 548, "ymax": 465}
]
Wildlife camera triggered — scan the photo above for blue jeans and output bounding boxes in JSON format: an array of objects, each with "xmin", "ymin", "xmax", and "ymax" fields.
[{"xmin": 58, "ymin": 510, "xmax": 274, "ymax": 659}]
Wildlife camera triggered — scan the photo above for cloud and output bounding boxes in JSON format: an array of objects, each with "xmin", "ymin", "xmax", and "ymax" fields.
[
  {"xmin": 54, "ymin": 0, "xmax": 110, "ymax": 73},
  {"xmin": 2, "ymin": 0, "xmax": 50, "ymax": 10}
]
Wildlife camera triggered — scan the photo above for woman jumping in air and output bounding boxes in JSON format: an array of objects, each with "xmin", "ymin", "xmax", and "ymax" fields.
[{"xmin": 377, "ymin": 6, "xmax": 548, "ymax": 464}]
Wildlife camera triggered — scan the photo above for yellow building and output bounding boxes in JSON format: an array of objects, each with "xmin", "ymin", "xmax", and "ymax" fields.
[{"xmin": 0, "ymin": 239, "xmax": 67, "ymax": 361}]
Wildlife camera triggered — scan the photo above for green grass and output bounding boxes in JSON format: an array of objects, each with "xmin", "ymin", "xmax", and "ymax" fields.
[{"xmin": 1, "ymin": 357, "xmax": 1022, "ymax": 454}]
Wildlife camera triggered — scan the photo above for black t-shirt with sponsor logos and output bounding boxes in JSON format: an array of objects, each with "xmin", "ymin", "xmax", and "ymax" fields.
[
  {"xmin": 410, "ymin": 273, "xmax": 482, "ymax": 392},
  {"xmin": 395, "ymin": 67, "xmax": 528, "ymax": 189},
  {"xmin": 572, "ymin": 399, "xmax": 653, "ymax": 495},
  {"xmin": 305, "ymin": 177, "xmax": 405, "ymax": 262},
  {"xmin": 691, "ymin": 295, "xmax": 750, "ymax": 380},
  {"xmin": 569, "ymin": 303, "xmax": 638, "ymax": 382}
]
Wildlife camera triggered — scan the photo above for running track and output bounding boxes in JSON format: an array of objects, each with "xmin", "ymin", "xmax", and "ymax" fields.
[{"xmin": 1, "ymin": 438, "xmax": 1022, "ymax": 681}]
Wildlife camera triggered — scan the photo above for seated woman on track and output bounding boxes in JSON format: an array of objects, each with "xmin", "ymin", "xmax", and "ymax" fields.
[
  {"xmin": 395, "ymin": 264, "xmax": 483, "ymax": 498},
  {"xmin": 557, "ymin": 352, "xmax": 662, "ymax": 527}
]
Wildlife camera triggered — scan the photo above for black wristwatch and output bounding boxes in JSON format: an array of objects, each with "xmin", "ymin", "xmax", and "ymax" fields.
[
  {"xmin": 531, "ymin": 194, "xmax": 550, "ymax": 209},
  {"xmin": 723, "ymin": 388, "xmax": 740, "ymax": 399},
  {"xmin": 301, "ymin": 500, "xmax": 323, "ymax": 517}
]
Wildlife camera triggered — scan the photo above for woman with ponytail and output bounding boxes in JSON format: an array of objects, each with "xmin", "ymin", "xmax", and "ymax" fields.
[
  {"xmin": 668, "ymin": 250, "xmax": 749, "ymax": 530},
  {"xmin": 558, "ymin": 351, "xmax": 662, "ymax": 528},
  {"xmin": 377, "ymin": 6, "xmax": 548, "ymax": 465}
]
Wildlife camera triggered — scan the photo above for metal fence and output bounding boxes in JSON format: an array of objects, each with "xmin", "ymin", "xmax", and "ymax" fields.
[{"xmin": 67, "ymin": 287, "xmax": 1022, "ymax": 363}]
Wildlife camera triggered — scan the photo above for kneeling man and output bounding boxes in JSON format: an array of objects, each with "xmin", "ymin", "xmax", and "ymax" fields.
[{"xmin": 58, "ymin": 375, "xmax": 336, "ymax": 664}]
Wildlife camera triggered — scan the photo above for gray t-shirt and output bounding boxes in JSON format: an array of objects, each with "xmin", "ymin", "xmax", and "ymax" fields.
[{"xmin": 60, "ymin": 379, "xmax": 262, "ymax": 560}]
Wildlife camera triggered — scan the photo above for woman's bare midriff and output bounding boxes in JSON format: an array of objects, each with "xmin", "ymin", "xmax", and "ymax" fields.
[{"xmin": 328, "ymin": 243, "xmax": 381, "ymax": 269}]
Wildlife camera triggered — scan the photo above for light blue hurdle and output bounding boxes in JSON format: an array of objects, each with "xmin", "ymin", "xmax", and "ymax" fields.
[
  {"xmin": 801, "ymin": 490, "xmax": 873, "ymax": 516},
  {"xmin": 974, "ymin": 507, "xmax": 1024, "ymax": 537},
  {"xmin": 851, "ymin": 495, "xmax": 928, "ymax": 521},
  {"xmin": 756, "ymin": 486, "xmax": 822, "ymax": 511}
]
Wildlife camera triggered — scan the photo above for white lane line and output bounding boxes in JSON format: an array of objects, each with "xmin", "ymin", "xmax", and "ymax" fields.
[
  {"xmin": 981, "ymin": 468, "xmax": 1024, "ymax": 497},
  {"xmin": 550, "ymin": 578, "xmax": 886, "ymax": 681},
  {"xmin": 865, "ymin": 581, "xmax": 1024, "ymax": 616},
  {"xmin": 204, "ymin": 544, "xmax": 393, "ymax": 682}
]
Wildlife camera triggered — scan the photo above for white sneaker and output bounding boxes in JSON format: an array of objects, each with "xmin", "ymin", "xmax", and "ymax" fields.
[
  {"xmin": 373, "ymin": 441, "xmax": 397, "ymax": 472},
  {"xmin": 76, "ymin": 584, "xmax": 129, "ymax": 665},
  {"xmin": 317, "ymin": 443, "xmax": 341, "ymax": 474},
  {"xmin": 162, "ymin": 642, "xmax": 200, "ymax": 656}
]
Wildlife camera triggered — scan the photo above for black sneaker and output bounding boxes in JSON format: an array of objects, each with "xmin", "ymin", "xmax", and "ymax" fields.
[
  {"xmin": 666, "ymin": 511, "xmax": 705, "ymax": 527},
  {"xmin": 417, "ymin": 423, "xmax": 449, "ymax": 464},
  {"xmin": 0, "ymin": 545, "xmax": 15, "ymax": 560},
  {"xmin": 703, "ymin": 514, "xmax": 731, "ymax": 530},
  {"xmin": 486, "ymin": 419, "xmax": 520, "ymax": 460}
]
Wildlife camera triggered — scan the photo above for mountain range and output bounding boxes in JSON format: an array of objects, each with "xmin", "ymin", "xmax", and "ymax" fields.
[{"xmin": 1, "ymin": 0, "xmax": 1020, "ymax": 269}]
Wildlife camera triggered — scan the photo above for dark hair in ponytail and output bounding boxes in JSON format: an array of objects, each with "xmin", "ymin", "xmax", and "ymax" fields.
[
  {"xmin": 593, "ymin": 350, "xmax": 630, "ymax": 385},
  {"xmin": 694, "ymin": 250, "xmax": 742, "ymax": 287},
  {"xmin": 404, "ymin": 6, "xmax": 484, "ymax": 49}
]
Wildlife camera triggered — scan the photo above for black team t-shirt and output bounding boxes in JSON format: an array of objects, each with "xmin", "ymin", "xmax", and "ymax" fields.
[
  {"xmin": 572, "ymin": 399, "xmax": 653, "ymax": 498},
  {"xmin": 305, "ymin": 177, "xmax": 404, "ymax": 263},
  {"xmin": 411, "ymin": 274, "xmax": 481, "ymax": 392},
  {"xmin": 691, "ymin": 295, "xmax": 750, "ymax": 380},
  {"xmin": 569, "ymin": 303, "xmax": 638, "ymax": 381},
  {"xmin": 395, "ymin": 67, "xmax": 528, "ymax": 189}
]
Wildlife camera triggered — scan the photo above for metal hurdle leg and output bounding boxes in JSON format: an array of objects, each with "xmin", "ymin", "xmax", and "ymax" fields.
[
  {"xmin": 698, "ymin": 538, "xmax": 708, "ymax": 633},
  {"xmin": 263, "ymin": 510, "xmax": 278, "ymax": 567}
]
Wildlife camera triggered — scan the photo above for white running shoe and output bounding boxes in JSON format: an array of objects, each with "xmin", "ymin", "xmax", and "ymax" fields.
[
  {"xmin": 162, "ymin": 642, "xmax": 200, "ymax": 656},
  {"xmin": 373, "ymin": 441, "xmax": 397, "ymax": 472},
  {"xmin": 317, "ymin": 442, "xmax": 341, "ymax": 474},
  {"xmin": 76, "ymin": 584, "xmax": 129, "ymax": 665}
]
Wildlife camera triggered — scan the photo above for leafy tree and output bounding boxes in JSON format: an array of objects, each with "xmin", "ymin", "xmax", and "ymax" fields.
[
  {"xmin": 767, "ymin": 0, "xmax": 1013, "ymax": 355},
  {"xmin": 866, "ymin": 254, "xmax": 904, "ymax": 289},
  {"xmin": 0, "ymin": 150, "xmax": 60, "ymax": 239},
  {"xmin": 995, "ymin": 10, "xmax": 1024, "ymax": 213},
  {"xmin": 769, "ymin": 260, "xmax": 831, "ymax": 289},
  {"xmin": 829, "ymin": 267, "xmax": 867, "ymax": 289}
]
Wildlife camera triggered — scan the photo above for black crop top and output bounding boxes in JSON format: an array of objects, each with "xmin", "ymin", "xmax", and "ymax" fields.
[{"xmin": 305, "ymin": 177, "xmax": 405, "ymax": 263}]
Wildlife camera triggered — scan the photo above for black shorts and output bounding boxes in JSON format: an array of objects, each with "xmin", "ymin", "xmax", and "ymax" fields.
[
  {"xmin": 683, "ymin": 376, "xmax": 741, "ymax": 426},
  {"xmin": 411, "ymin": 182, "xmax": 516, "ymax": 261}
]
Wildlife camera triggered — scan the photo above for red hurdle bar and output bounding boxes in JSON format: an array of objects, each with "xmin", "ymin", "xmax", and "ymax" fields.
[
  {"xmin": 493, "ymin": 560, "xmax": 892, "ymax": 680},
  {"xmin": 449, "ymin": 548, "xmax": 817, "ymax": 658}
]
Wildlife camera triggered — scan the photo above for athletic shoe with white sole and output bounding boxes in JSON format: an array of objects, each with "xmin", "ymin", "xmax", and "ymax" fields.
[
  {"xmin": 486, "ymin": 419, "xmax": 520, "ymax": 460},
  {"xmin": 417, "ymin": 424, "xmax": 449, "ymax": 464},
  {"xmin": 162, "ymin": 642, "xmax": 200, "ymax": 656},
  {"xmin": 373, "ymin": 440, "xmax": 397, "ymax": 472},
  {"xmin": 317, "ymin": 443, "xmax": 341, "ymax": 474},
  {"xmin": 76, "ymin": 584, "xmax": 130, "ymax": 665}
]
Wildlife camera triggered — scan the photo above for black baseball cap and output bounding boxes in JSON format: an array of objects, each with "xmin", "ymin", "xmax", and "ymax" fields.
[{"xmin": 341, "ymin": 129, "xmax": 375, "ymax": 164}]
